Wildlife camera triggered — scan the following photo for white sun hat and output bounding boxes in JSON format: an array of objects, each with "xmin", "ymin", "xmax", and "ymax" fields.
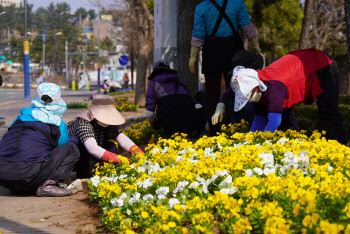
[{"xmin": 230, "ymin": 66, "xmax": 267, "ymax": 112}]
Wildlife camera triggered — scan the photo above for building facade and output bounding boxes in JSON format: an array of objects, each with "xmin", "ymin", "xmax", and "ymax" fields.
[{"xmin": 0, "ymin": 0, "xmax": 20, "ymax": 7}]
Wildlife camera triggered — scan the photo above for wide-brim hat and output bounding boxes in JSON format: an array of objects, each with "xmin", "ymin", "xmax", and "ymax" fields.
[
  {"xmin": 231, "ymin": 67, "xmax": 267, "ymax": 112},
  {"xmin": 148, "ymin": 59, "xmax": 177, "ymax": 80},
  {"xmin": 90, "ymin": 94, "xmax": 125, "ymax": 125},
  {"xmin": 228, "ymin": 50, "xmax": 264, "ymax": 75}
]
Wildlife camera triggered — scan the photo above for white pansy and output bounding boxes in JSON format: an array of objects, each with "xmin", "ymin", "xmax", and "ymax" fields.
[
  {"xmin": 173, "ymin": 181, "xmax": 189, "ymax": 194},
  {"xmin": 129, "ymin": 192, "xmax": 141, "ymax": 205},
  {"xmin": 263, "ymin": 167, "xmax": 275, "ymax": 176},
  {"xmin": 215, "ymin": 169, "xmax": 229, "ymax": 177},
  {"xmin": 220, "ymin": 186, "xmax": 237, "ymax": 195},
  {"xmin": 152, "ymin": 148, "xmax": 159, "ymax": 154},
  {"xmin": 168, "ymin": 198, "xmax": 180, "ymax": 208},
  {"xmin": 156, "ymin": 187, "xmax": 169, "ymax": 200},
  {"xmin": 126, "ymin": 209, "xmax": 132, "ymax": 215},
  {"xmin": 309, "ymin": 167, "xmax": 315, "ymax": 174},
  {"xmin": 137, "ymin": 166, "xmax": 146, "ymax": 173},
  {"xmin": 277, "ymin": 138, "xmax": 289, "ymax": 145},
  {"xmin": 219, "ymin": 175, "xmax": 232, "ymax": 187},
  {"xmin": 258, "ymin": 152, "xmax": 274, "ymax": 166},
  {"xmin": 161, "ymin": 147, "xmax": 169, "ymax": 154},
  {"xmin": 245, "ymin": 169, "xmax": 253, "ymax": 177},
  {"xmin": 137, "ymin": 177, "xmax": 154, "ymax": 189},
  {"xmin": 328, "ymin": 166, "xmax": 333, "ymax": 172},
  {"xmin": 90, "ymin": 175, "xmax": 100, "ymax": 187},
  {"xmin": 253, "ymin": 167, "xmax": 263, "ymax": 175},
  {"xmin": 189, "ymin": 181, "xmax": 200, "ymax": 189},
  {"xmin": 143, "ymin": 194, "xmax": 154, "ymax": 202},
  {"xmin": 119, "ymin": 174, "xmax": 128, "ymax": 180},
  {"xmin": 265, "ymin": 140, "xmax": 273, "ymax": 146},
  {"xmin": 176, "ymin": 156, "xmax": 183, "ymax": 162},
  {"xmin": 218, "ymin": 142, "xmax": 223, "ymax": 149}
]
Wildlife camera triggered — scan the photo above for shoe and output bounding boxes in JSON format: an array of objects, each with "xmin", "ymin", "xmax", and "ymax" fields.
[
  {"xmin": 67, "ymin": 179, "xmax": 83, "ymax": 194},
  {"xmin": 36, "ymin": 180, "xmax": 73, "ymax": 197}
]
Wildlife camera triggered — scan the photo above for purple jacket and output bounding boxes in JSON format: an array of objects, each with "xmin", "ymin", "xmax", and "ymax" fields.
[{"xmin": 146, "ymin": 72, "xmax": 197, "ymax": 112}]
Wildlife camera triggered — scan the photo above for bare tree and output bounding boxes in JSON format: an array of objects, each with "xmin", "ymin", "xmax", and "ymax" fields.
[
  {"xmin": 177, "ymin": 0, "xmax": 202, "ymax": 97},
  {"xmin": 100, "ymin": 0, "xmax": 154, "ymax": 106},
  {"xmin": 298, "ymin": 0, "xmax": 313, "ymax": 49}
]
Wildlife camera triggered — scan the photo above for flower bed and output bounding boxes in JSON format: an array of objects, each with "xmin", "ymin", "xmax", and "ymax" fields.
[
  {"xmin": 67, "ymin": 102, "xmax": 88, "ymax": 108},
  {"xmin": 88, "ymin": 122, "xmax": 350, "ymax": 233}
]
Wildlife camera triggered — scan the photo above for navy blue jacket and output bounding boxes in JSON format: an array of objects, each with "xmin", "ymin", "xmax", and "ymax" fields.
[{"xmin": 0, "ymin": 120, "xmax": 60, "ymax": 163}]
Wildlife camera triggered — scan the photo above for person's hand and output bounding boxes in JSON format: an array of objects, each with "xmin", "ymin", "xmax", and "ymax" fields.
[
  {"xmin": 129, "ymin": 145, "xmax": 144, "ymax": 155},
  {"xmin": 101, "ymin": 151, "xmax": 130, "ymax": 164},
  {"xmin": 195, "ymin": 103, "xmax": 203, "ymax": 109},
  {"xmin": 211, "ymin": 103, "xmax": 225, "ymax": 125},
  {"xmin": 189, "ymin": 46, "xmax": 200, "ymax": 74},
  {"xmin": 250, "ymin": 36, "xmax": 261, "ymax": 54}
]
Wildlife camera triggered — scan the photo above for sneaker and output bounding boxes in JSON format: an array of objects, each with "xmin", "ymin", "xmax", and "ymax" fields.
[{"xmin": 36, "ymin": 180, "xmax": 73, "ymax": 197}]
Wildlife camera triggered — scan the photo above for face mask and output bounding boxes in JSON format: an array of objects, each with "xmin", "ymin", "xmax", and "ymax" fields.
[
  {"xmin": 249, "ymin": 90, "xmax": 262, "ymax": 102},
  {"xmin": 96, "ymin": 120, "xmax": 109, "ymax": 128}
]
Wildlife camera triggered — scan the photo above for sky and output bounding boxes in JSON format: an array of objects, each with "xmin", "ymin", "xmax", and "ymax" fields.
[{"xmin": 29, "ymin": 0, "xmax": 96, "ymax": 12}]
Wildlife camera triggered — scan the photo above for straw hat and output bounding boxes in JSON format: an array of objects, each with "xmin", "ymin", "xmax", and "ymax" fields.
[{"xmin": 77, "ymin": 94, "xmax": 125, "ymax": 125}]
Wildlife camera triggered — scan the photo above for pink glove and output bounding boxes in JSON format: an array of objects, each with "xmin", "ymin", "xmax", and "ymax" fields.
[
  {"xmin": 129, "ymin": 145, "xmax": 144, "ymax": 155},
  {"xmin": 101, "ymin": 151, "xmax": 122, "ymax": 164}
]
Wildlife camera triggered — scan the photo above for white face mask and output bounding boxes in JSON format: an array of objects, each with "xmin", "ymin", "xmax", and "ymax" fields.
[
  {"xmin": 249, "ymin": 90, "xmax": 262, "ymax": 102},
  {"xmin": 96, "ymin": 120, "xmax": 109, "ymax": 128}
]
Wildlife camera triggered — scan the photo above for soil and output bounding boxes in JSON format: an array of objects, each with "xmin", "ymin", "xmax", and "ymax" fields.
[{"xmin": 0, "ymin": 92, "xmax": 146, "ymax": 234}]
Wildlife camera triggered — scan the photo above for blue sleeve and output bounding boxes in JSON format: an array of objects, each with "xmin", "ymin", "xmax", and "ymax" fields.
[
  {"xmin": 237, "ymin": 0, "xmax": 252, "ymax": 29},
  {"xmin": 58, "ymin": 121, "xmax": 69, "ymax": 146},
  {"xmin": 264, "ymin": 113, "xmax": 282, "ymax": 132},
  {"xmin": 249, "ymin": 115, "xmax": 267, "ymax": 132},
  {"xmin": 192, "ymin": 5, "xmax": 206, "ymax": 39}
]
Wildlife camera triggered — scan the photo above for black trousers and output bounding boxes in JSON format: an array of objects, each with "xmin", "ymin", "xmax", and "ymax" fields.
[
  {"xmin": 316, "ymin": 59, "xmax": 348, "ymax": 144},
  {"xmin": 0, "ymin": 142, "xmax": 80, "ymax": 192},
  {"xmin": 204, "ymin": 72, "xmax": 231, "ymax": 136}
]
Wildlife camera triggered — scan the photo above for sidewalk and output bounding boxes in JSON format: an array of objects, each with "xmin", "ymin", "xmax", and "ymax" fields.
[{"xmin": 0, "ymin": 91, "xmax": 146, "ymax": 233}]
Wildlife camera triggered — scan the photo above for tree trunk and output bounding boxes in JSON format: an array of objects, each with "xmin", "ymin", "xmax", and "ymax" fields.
[
  {"xmin": 177, "ymin": 0, "xmax": 202, "ymax": 97},
  {"xmin": 298, "ymin": 0, "xmax": 313, "ymax": 49},
  {"xmin": 134, "ymin": 40, "xmax": 153, "ymax": 106},
  {"xmin": 345, "ymin": 0, "xmax": 350, "ymax": 94}
]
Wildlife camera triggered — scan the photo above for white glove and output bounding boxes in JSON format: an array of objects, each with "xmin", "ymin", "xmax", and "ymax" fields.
[
  {"xmin": 211, "ymin": 103, "xmax": 225, "ymax": 125},
  {"xmin": 195, "ymin": 103, "xmax": 203, "ymax": 109}
]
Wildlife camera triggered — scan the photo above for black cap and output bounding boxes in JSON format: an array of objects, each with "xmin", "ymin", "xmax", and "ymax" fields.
[
  {"xmin": 228, "ymin": 50, "xmax": 264, "ymax": 75},
  {"xmin": 148, "ymin": 59, "xmax": 177, "ymax": 80}
]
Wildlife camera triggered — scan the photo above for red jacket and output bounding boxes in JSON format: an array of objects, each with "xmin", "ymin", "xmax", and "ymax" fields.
[{"xmin": 257, "ymin": 48, "xmax": 333, "ymax": 109}]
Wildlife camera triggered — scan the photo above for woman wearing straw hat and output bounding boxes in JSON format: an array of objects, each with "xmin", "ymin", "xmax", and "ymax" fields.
[
  {"xmin": 68, "ymin": 94, "xmax": 144, "ymax": 178},
  {"xmin": 227, "ymin": 48, "xmax": 348, "ymax": 144},
  {"xmin": 0, "ymin": 83, "xmax": 80, "ymax": 197}
]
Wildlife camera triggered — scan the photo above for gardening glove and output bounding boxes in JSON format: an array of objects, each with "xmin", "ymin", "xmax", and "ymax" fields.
[
  {"xmin": 250, "ymin": 36, "xmax": 261, "ymax": 54},
  {"xmin": 189, "ymin": 46, "xmax": 200, "ymax": 74},
  {"xmin": 211, "ymin": 103, "xmax": 225, "ymax": 125},
  {"xmin": 101, "ymin": 151, "xmax": 129, "ymax": 164},
  {"xmin": 195, "ymin": 103, "xmax": 203, "ymax": 109},
  {"xmin": 129, "ymin": 145, "xmax": 144, "ymax": 155}
]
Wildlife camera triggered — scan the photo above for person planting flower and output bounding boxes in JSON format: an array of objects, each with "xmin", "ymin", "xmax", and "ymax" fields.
[
  {"xmin": 0, "ymin": 83, "xmax": 80, "ymax": 197},
  {"xmin": 68, "ymin": 94, "xmax": 144, "ymax": 178}
]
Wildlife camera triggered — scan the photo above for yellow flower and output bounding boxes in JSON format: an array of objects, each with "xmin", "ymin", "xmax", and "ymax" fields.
[
  {"xmin": 141, "ymin": 211, "xmax": 149, "ymax": 219},
  {"xmin": 168, "ymin": 221, "xmax": 176, "ymax": 228},
  {"xmin": 161, "ymin": 224, "xmax": 170, "ymax": 231}
]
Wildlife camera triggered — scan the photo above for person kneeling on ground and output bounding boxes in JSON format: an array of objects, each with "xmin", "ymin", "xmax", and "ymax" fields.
[
  {"xmin": 0, "ymin": 83, "xmax": 80, "ymax": 197},
  {"xmin": 229, "ymin": 48, "xmax": 347, "ymax": 144},
  {"xmin": 212, "ymin": 50, "xmax": 299, "ymax": 132},
  {"xmin": 146, "ymin": 59, "xmax": 206, "ymax": 137},
  {"xmin": 68, "ymin": 94, "xmax": 144, "ymax": 178}
]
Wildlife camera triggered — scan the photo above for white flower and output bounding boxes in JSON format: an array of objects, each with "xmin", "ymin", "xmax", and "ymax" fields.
[
  {"xmin": 277, "ymin": 138, "xmax": 289, "ymax": 145},
  {"xmin": 218, "ymin": 142, "xmax": 223, "ymax": 149},
  {"xmin": 152, "ymin": 148, "xmax": 159, "ymax": 154},
  {"xmin": 328, "ymin": 166, "xmax": 333, "ymax": 172},
  {"xmin": 215, "ymin": 169, "xmax": 229, "ymax": 177},
  {"xmin": 136, "ymin": 177, "xmax": 154, "ymax": 189},
  {"xmin": 156, "ymin": 187, "xmax": 169, "ymax": 200},
  {"xmin": 309, "ymin": 167, "xmax": 315, "ymax": 174},
  {"xmin": 220, "ymin": 186, "xmax": 237, "ymax": 195},
  {"xmin": 175, "ymin": 156, "xmax": 183, "ymax": 162},
  {"xmin": 143, "ymin": 194, "xmax": 154, "ymax": 202},
  {"xmin": 245, "ymin": 169, "xmax": 253, "ymax": 177},
  {"xmin": 168, "ymin": 198, "xmax": 180, "ymax": 208},
  {"xmin": 253, "ymin": 167, "xmax": 263, "ymax": 175},
  {"xmin": 90, "ymin": 175, "xmax": 100, "ymax": 187},
  {"xmin": 258, "ymin": 152, "xmax": 274, "ymax": 166},
  {"xmin": 173, "ymin": 181, "xmax": 189, "ymax": 194},
  {"xmin": 219, "ymin": 175, "xmax": 232, "ymax": 187},
  {"xmin": 189, "ymin": 181, "xmax": 200, "ymax": 189},
  {"xmin": 126, "ymin": 210, "xmax": 132, "ymax": 215},
  {"xmin": 161, "ymin": 147, "xmax": 169, "ymax": 154},
  {"xmin": 111, "ymin": 194, "xmax": 127, "ymax": 207},
  {"xmin": 129, "ymin": 192, "xmax": 141, "ymax": 205},
  {"xmin": 119, "ymin": 174, "xmax": 128, "ymax": 180},
  {"xmin": 263, "ymin": 167, "xmax": 275, "ymax": 176}
]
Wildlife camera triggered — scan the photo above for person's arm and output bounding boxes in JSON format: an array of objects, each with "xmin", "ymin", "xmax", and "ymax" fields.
[
  {"xmin": 146, "ymin": 110, "xmax": 158, "ymax": 128},
  {"xmin": 189, "ymin": 5, "xmax": 205, "ymax": 74},
  {"xmin": 115, "ymin": 133, "xmax": 144, "ymax": 155},
  {"xmin": 264, "ymin": 113, "xmax": 282, "ymax": 132},
  {"xmin": 249, "ymin": 115, "xmax": 267, "ymax": 132}
]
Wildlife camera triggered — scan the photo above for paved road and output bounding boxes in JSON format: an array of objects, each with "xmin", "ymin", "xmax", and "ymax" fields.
[{"xmin": 0, "ymin": 87, "xmax": 95, "ymax": 104}]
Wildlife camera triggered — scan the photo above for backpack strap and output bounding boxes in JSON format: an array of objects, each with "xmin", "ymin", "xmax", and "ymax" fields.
[
  {"xmin": 208, "ymin": 0, "xmax": 237, "ymax": 37},
  {"xmin": 11, "ymin": 125, "xmax": 58, "ymax": 149}
]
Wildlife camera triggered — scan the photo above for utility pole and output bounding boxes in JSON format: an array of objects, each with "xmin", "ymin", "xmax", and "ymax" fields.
[
  {"xmin": 97, "ymin": 0, "xmax": 101, "ymax": 93},
  {"xmin": 65, "ymin": 40, "xmax": 69, "ymax": 90},
  {"xmin": 42, "ymin": 32, "xmax": 46, "ymax": 81},
  {"xmin": 23, "ymin": 0, "xmax": 30, "ymax": 101}
]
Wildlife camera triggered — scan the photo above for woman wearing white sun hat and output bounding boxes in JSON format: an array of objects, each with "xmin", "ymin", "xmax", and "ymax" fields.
[
  {"xmin": 228, "ymin": 48, "xmax": 348, "ymax": 144},
  {"xmin": 68, "ymin": 94, "xmax": 144, "ymax": 178}
]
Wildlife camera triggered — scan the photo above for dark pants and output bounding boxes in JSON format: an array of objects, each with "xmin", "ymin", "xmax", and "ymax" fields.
[
  {"xmin": 75, "ymin": 141, "xmax": 118, "ymax": 179},
  {"xmin": 227, "ymin": 98, "xmax": 254, "ymax": 126},
  {"xmin": 316, "ymin": 59, "xmax": 348, "ymax": 144},
  {"xmin": 204, "ymin": 72, "xmax": 231, "ymax": 136},
  {"xmin": 0, "ymin": 142, "xmax": 80, "ymax": 192}
]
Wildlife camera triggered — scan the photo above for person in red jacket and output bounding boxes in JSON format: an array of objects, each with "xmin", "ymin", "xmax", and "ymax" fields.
[{"xmin": 230, "ymin": 48, "xmax": 348, "ymax": 144}]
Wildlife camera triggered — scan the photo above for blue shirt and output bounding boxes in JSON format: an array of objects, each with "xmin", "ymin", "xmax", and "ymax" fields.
[{"xmin": 192, "ymin": 0, "xmax": 252, "ymax": 39}]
